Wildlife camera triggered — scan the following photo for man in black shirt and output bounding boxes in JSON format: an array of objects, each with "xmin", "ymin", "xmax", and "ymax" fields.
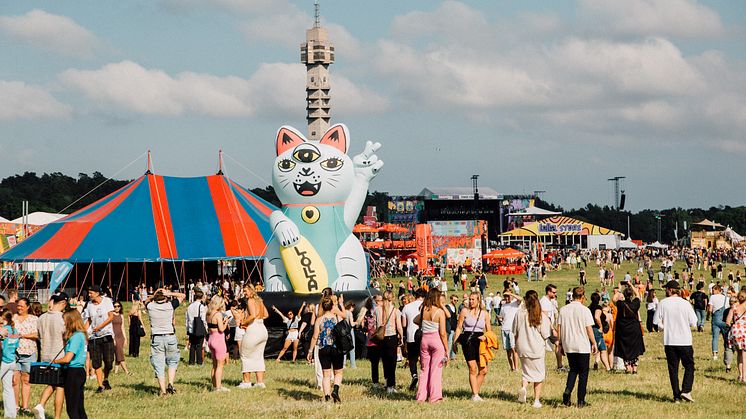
[
  {"xmin": 446, "ymin": 294, "xmax": 459, "ymax": 360},
  {"xmin": 690, "ymin": 284, "xmax": 708, "ymax": 332}
]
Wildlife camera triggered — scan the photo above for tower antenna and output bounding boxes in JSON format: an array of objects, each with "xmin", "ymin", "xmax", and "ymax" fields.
[{"xmin": 314, "ymin": 0, "xmax": 320, "ymax": 28}]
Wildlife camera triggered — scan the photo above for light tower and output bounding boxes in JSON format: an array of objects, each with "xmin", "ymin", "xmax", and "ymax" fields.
[
  {"xmin": 607, "ymin": 176, "xmax": 626, "ymax": 209},
  {"xmin": 300, "ymin": 0, "xmax": 334, "ymax": 140}
]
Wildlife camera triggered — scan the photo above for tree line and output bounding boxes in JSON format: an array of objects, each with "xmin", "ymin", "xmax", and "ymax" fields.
[{"xmin": 1, "ymin": 172, "xmax": 744, "ymax": 244}]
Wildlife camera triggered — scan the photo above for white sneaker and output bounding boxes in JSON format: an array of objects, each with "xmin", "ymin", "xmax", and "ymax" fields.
[
  {"xmin": 518, "ymin": 387, "xmax": 527, "ymax": 403},
  {"xmin": 237, "ymin": 382, "xmax": 253, "ymax": 389},
  {"xmin": 532, "ymin": 400, "xmax": 542, "ymax": 408},
  {"xmin": 32, "ymin": 404, "xmax": 45, "ymax": 419},
  {"xmin": 386, "ymin": 387, "xmax": 397, "ymax": 394},
  {"xmin": 254, "ymin": 382, "xmax": 266, "ymax": 389},
  {"xmin": 214, "ymin": 386, "xmax": 230, "ymax": 392},
  {"xmin": 713, "ymin": 355, "xmax": 718, "ymax": 361},
  {"xmin": 471, "ymin": 394, "xmax": 484, "ymax": 402},
  {"xmin": 680, "ymin": 392, "xmax": 694, "ymax": 403}
]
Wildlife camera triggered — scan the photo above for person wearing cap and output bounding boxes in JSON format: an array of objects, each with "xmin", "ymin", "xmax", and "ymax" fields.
[
  {"xmin": 83, "ymin": 285, "xmax": 116, "ymax": 393},
  {"xmin": 32, "ymin": 292, "xmax": 68, "ymax": 419},
  {"xmin": 653, "ymin": 280, "xmax": 698, "ymax": 403}
]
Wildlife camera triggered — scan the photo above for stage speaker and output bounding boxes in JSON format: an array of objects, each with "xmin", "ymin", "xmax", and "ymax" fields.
[{"xmin": 619, "ymin": 193, "xmax": 626, "ymax": 210}]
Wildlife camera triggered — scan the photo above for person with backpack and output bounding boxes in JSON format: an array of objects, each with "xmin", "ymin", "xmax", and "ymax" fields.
[
  {"xmin": 360, "ymin": 296, "xmax": 382, "ymax": 386},
  {"xmin": 307, "ymin": 296, "xmax": 345, "ymax": 403},
  {"xmin": 185, "ymin": 290, "xmax": 207, "ymax": 365},
  {"xmin": 1, "ymin": 311, "xmax": 20, "ymax": 418}
]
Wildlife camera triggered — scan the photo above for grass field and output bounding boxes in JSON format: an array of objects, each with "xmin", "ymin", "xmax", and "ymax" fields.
[{"xmin": 12, "ymin": 260, "xmax": 746, "ymax": 418}]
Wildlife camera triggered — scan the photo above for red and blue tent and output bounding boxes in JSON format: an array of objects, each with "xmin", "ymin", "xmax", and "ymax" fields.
[{"xmin": 0, "ymin": 173, "xmax": 277, "ymax": 262}]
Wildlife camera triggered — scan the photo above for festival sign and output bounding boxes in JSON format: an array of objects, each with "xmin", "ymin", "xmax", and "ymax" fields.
[{"xmin": 500, "ymin": 216, "xmax": 622, "ymax": 237}]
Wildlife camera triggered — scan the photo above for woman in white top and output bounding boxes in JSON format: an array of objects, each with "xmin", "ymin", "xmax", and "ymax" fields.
[
  {"xmin": 273, "ymin": 302, "xmax": 305, "ymax": 362},
  {"xmin": 375, "ymin": 290, "xmax": 403, "ymax": 393},
  {"xmin": 414, "ymin": 288, "xmax": 448, "ymax": 403},
  {"xmin": 238, "ymin": 284, "xmax": 269, "ymax": 389},
  {"xmin": 512, "ymin": 290, "xmax": 551, "ymax": 408}
]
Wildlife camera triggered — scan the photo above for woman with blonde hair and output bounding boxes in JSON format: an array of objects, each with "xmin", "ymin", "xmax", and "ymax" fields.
[
  {"xmin": 128, "ymin": 301, "xmax": 144, "ymax": 357},
  {"xmin": 238, "ymin": 284, "xmax": 268, "ymax": 389},
  {"xmin": 512, "ymin": 290, "xmax": 551, "ymax": 408},
  {"xmin": 52, "ymin": 310, "xmax": 88, "ymax": 419},
  {"xmin": 452, "ymin": 291, "xmax": 492, "ymax": 401},
  {"xmin": 207, "ymin": 295, "xmax": 230, "ymax": 391},
  {"xmin": 376, "ymin": 290, "xmax": 403, "ymax": 393}
]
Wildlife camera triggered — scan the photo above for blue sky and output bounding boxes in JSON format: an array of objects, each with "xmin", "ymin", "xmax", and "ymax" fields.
[{"xmin": 1, "ymin": 0, "xmax": 745, "ymax": 211}]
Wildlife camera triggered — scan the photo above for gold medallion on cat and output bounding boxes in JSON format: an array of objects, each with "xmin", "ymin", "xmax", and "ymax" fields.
[
  {"xmin": 280, "ymin": 236, "xmax": 328, "ymax": 294},
  {"xmin": 301, "ymin": 206, "xmax": 320, "ymax": 224}
]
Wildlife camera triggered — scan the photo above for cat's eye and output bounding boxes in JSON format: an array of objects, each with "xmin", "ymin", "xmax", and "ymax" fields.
[
  {"xmin": 320, "ymin": 157, "xmax": 343, "ymax": 171},
  {"xmin": 277, "ymin": 159, "xmax": 296, "ymax": 172},
  {"xmin": 293, "ymin": 149, "xmax": 320, "ymax": 163}
]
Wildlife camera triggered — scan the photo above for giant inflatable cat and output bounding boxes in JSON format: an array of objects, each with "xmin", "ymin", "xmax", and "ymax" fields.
[{"xmin": 263, "ymin": 124, "xmax": 383, "ymax": 293}]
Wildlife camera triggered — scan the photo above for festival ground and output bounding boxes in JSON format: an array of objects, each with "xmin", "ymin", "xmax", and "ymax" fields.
[{"xmin": 14, "ymin": 260, "xmax": 744, "ymax": 418}]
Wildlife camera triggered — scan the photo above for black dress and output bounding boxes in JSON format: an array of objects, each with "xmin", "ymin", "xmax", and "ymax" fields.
[
  {"xmin": 614, "ymin": 299, "xmax": 645, "ymax": 364},
  {"xmin": 128, "ymin": 314, "xmax": 143, "ymax": 357}
]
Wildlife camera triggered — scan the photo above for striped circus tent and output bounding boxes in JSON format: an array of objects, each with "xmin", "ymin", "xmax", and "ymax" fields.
[{"xmin": 0, "ymin": 173, "xmax": 277, "ymax": 262}]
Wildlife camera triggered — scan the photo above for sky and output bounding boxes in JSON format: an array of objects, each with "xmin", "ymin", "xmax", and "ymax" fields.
[{"xmin": 1, "ymin": 0, "xmax": 745, "ymax": 212}]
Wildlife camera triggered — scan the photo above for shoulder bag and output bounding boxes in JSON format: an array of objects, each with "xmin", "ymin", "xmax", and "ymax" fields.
[
  {"xmin": 371, "ymin": 306, "xmax": 395, "ymax": 345},
  {"xmin": 192, "ymin": 304, "xmax": 207, "ymax": 338}
]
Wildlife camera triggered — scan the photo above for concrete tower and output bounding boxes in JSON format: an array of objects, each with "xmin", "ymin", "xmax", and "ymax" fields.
[{"xmin": 300, "ymin": 0, "xmax": 334, "ymax": 140}]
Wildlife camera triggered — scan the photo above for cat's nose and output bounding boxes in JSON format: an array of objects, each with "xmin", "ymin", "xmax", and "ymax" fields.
[{"xmin": 300, "ymin": 167, "xmax": 314, "ymax": 176}]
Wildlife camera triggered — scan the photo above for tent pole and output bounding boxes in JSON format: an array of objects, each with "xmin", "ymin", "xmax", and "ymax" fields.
[
  {"xmin": 126, "ymin": 261, "xmax": 129, "ymax": 302},
  {"xmin": 143, "ymin": 261, "xmax": 147, "ymax": 290},
  {"xmin": 160, "ymin": 261, "xmax": 164, "ymax": 289},
  {"xmin": 75, "ymin": 263, "xmax": 78, "ymax": 294},
  {"xmin": 108, "ymin": 260, "xmax": 112, "ymax": 290},
  {"xmin": 91, "ymin": 262, "xmax": 94, "ymax": 291}
]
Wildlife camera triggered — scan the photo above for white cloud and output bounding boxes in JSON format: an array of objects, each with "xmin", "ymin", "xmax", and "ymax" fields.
[
  {"xmin": 391, "ymin": 0, "xmax": 489, "ymax": 42},
  {"xmin": 579, "ymin": 0, "xmax": 724, "ymax": 38},
  {"xmin": 59, "ymin": 60, "xmax": 385, "ymax": 118},
  {"xmin": 0, "ymin": 9, "xmax": 102, "ymax": 58},
  {"xmin": 160, "ymin": 0, "xmax": 289, "ymax": 14},
  {"xmin": 0, "ymin": 81, "xmax": 72, "ymax": 120},
  {"xmin": 550, "ymin": 37, "xmax": 705, "ymax": 96},
  {"xmin": 375, "ymin": 40, "xmax": 551, "ymax": 109},
  {"xmin": 61, "ymin": 61, "xmax": 254, "ymax": 117}
]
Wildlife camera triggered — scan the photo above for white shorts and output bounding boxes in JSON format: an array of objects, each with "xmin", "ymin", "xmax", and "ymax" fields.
[
  {"xmin": 286, "ymin": 330, "xmax": 299, "ymax": 342},
  {"xmin": 234, "ymin": 327, "xmax": 246, "ymax": 342}
]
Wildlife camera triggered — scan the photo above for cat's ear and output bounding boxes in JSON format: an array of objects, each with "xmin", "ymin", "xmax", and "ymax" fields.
[
  {"xmin": 319, "ymin": 124, "xmax": 348, "ymax": 154},
  {"xmin": 276, "ymin": 126, "xmax": 306, "ymax": 156}
]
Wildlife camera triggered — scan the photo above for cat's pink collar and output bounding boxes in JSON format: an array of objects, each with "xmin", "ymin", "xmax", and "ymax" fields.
[{"xmin": 283, "ymin": 202, "xmax": 344, "ymax": 207}]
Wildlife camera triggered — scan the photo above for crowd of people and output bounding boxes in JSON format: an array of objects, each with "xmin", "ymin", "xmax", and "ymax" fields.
[{"xmin": 0, "ymin": 248, "xmax": 744, "ymax": 416}]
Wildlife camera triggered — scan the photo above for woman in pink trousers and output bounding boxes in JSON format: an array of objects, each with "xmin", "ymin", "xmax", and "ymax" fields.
[{"xmin": 415, "ymin": 288, "xmax": 449, "ymax": 403}]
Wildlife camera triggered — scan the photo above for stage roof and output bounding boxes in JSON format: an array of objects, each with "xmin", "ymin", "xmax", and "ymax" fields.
[{"xmin": 418, "ymin": 186, "xmax": 500, "ymax": 200}]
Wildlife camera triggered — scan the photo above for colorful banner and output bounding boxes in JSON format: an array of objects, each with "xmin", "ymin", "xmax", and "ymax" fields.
[
  {"xmin": 446, "ymin": 248, "xmax": 482, "ymax": 266},
  {"xmin": 386, "ymin": 196, "xmax": 424, "ymax": 224},
  {"xmin": 49, "ymin": 261, "xmax": 73, "ymax": 294},
  {"xmin": 415, "ymin": 224, "xmax": 432, "ymax": 273}
]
